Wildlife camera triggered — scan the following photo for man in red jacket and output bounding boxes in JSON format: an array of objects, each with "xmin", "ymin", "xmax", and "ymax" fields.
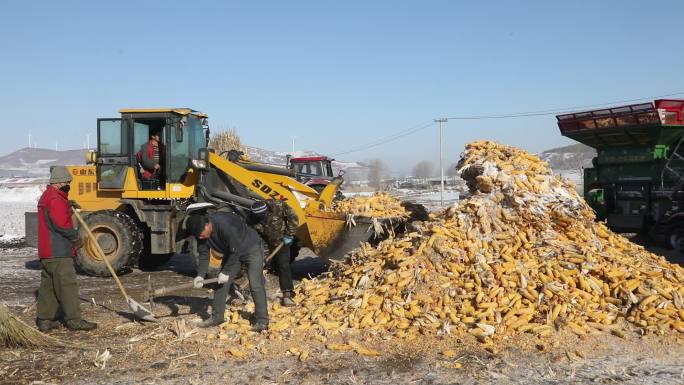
[
  {"xmin": 136, "ymin": 129, "xmax": 165, "ymax": 189},
  {"xmin": 36, "ymin": 166, "xmax": 97, "ymax": 332}
]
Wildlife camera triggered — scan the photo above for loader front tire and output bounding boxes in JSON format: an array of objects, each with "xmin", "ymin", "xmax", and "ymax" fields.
[{"xmin": 76, "ymin": 210, "xmax": 143, "ymax": 277}]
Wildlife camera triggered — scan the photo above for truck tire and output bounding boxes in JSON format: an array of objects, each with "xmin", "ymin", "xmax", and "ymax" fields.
[
  {"xmin": 669, "ymin": 227, "xmax": 684, "ymax": 252},
  {"xmin": 75, "ymin": 210, "xmax": 143, "ymax": 277}
]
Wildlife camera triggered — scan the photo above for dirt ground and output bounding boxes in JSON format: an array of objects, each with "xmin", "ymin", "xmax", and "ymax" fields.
[{"xmin": 3, "ymin": 243, "xmax": 684, "ymax": 385}]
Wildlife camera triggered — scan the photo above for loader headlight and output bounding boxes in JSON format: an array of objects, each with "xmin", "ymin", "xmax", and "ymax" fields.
[{"xmin": 192, "ymin": 159, "xmax": 207, "ymax": 169}]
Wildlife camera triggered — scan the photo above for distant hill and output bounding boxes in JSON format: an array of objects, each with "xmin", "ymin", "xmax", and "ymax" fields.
[
  {"xmin": 539, "ymin": 143, "xmax": 595, "ymax": 171},
  {"xmin": 0, "ymin": 146, "xmax": 370, "ymax": 181},
  {"xmin": 0, "ymin": 147, "xmax": 87, "ymax": 177}
]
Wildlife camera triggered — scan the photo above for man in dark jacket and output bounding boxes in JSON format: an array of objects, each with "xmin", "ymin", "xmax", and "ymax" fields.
[
  {"xmin": 36, "ymin": 166, "xmax": 97, "ymax": 332},
  {"xmin": 186, "ymin": 209, "xmax": 269, "ymax": 331},
  {"xmin": 253, "ymin": 199, "xmax": 299, "ymax": 306},
  {"xmin": 136, "ymin": 128, "xmax": 165, "ymax": 188}
]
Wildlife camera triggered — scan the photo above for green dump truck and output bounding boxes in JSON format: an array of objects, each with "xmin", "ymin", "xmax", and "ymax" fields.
[{"xmin": 556, "ymin": 99, "xmax": 684, "ymax": 250}]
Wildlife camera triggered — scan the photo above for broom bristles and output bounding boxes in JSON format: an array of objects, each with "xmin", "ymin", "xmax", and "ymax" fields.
[{"xmin": 0, "ymin": 304, "xmax": 63, "ymax": 348}]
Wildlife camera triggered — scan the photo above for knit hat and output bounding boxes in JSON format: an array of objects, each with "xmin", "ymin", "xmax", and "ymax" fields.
[
  {"xmin": 249, "ymin": 201, "xmax": 269, "ymax": 224},
  {"xmin": 250, "ymin": 201, "xmax": 268, "ymax": 215},
  {"xmin": 185, "ymin": 213, "xmax": 208, "ymax": 238},
  {"xmin": 49, "ymin": 166, "xmax": 73, "ymax": 184}
]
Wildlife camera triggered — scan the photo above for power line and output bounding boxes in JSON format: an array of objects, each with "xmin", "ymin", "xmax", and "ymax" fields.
[
  {"xmin": 331, "ymin": 90, "xmax": 684, "ymax": 156},
  {"xmin": 331, "ymin": 120, "xmax": 434, "ymax": 156}
]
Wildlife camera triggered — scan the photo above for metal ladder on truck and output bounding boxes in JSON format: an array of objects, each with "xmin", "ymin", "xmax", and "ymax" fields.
[{"xmin": 661, "ymin": 134, "xmax": 684, "ymax": 191}]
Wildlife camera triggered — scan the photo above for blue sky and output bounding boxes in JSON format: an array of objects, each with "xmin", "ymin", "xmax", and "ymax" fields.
[{"xmin": 2, "ymin": 1, "xmax": 683, "ymax": 173}]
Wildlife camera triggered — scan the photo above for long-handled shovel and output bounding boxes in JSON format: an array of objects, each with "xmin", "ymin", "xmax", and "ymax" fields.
[
  {"xmin": 73, "ymin": 210, "xmax": 157, "ymax": 322},
  {"xmin": 263, "ymin": 242, "xmax": 284, "ymax": 266},
  {"xmin": 147, "ymin": 242, "xmax": 285, "ymax": 303}
]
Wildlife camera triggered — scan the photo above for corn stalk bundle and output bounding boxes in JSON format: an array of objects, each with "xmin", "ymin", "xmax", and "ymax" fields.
[{"xmin": 210, "ymin": 129, "xmax": 245, "ymax": 154}]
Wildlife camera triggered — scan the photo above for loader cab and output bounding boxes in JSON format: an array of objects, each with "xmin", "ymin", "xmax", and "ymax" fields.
[{"xmin": 96, "ymin": 108, "xmax": 209, "ymax": 197}]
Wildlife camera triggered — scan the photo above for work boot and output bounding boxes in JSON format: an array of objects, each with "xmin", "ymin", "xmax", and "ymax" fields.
[
  {"xmin": 65, "ymin": 319, "xmax": 98, "ymax": 331},
  {"xmin": 281, "ymin": 291, "xmax": 296, "ymax": 307},
  {"xmin": 252, "ymin": 320, "xmax": 269, "ymax": 333},
  {"xmin": 36, "ymin": 319, "xmax": 60, "ymax": 332},
  {"xmin": 196, "ymin": 317, "xmax": 224, "ymax": 328}
]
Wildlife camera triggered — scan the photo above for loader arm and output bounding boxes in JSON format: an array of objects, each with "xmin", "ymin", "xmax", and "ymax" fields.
[
  {"xmin": 208, "ymin": 152, "xmax": 382, "ymax": 260},
  {"xmin": 208, "ymin": 152, "xmax": 338, "ymax": 223}
]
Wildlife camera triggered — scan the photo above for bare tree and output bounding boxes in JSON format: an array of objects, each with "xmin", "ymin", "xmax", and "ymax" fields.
[
  {"xmin": 413, "ymin": 161, "xmax": 435, "ymax": 180},
  {"xmin": 366, "ymin": 158, "xmax": 388, "ymax": 190}
]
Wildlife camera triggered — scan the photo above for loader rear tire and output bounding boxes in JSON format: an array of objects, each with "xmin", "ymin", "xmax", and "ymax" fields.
[{"xmin": 75, "ymin": 210, "xmax": 143, "ymax": 277}]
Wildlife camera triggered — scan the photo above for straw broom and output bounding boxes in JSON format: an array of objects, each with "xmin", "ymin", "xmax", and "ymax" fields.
[{"xmin": 0, "ymin": 304, "xmax": 66, "ymax": 348}]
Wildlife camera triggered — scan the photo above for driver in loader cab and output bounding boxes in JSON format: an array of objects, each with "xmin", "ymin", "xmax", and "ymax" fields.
[
  {"xmin": 186, "ymin": 204, "xmax": 270, "ymax": 332},
  {"xmin": 136, "ymin": 128, "xmax": 165, "ymax": 189}
]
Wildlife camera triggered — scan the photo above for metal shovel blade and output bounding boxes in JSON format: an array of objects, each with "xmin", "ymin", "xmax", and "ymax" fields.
[{"xmin": 127, "ymin": 297, "xmax": 158, "ymax": 322}]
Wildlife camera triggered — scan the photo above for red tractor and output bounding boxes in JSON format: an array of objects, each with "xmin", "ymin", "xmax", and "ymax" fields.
[{"xmin": 287, "ymin": 155, "xmax": 342, "ymax": 194}]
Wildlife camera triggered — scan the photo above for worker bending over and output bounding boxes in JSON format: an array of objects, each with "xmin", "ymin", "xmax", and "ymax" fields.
[{"xmin": 186, "ymin": 207, "xmax": 269, "ymax": 332}]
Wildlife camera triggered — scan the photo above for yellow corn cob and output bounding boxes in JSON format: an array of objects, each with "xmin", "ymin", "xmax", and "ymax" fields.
[
  {"xmin": 326, "ymin": 343, "xmax": 353, "ymax": 352},
  {"xmin": 227, "ymin": 348, "xmax": 246, "ymax": 358}
]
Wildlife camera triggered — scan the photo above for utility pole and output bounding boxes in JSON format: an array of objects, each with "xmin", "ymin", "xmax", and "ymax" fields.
[
  {"xmin": 86, "ymin": 133, "xmax": 92, "ymax": 150},
  {"xmin": 291, "ymin": 136, "xmax": 296, "ymax": 154},
  {"xmin": 28, "ymin": 132, "xmax": 32, "ymax": 148},
  {"xmin": 55, "ymin": 141, "xmax": 58, "ymax": 151},
  {"xmin": 434, "ymin": 118, "xmax": 448, "ymax": 207}
]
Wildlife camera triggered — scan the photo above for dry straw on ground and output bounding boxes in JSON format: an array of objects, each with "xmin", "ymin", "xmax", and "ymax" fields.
[{"xmin": 0, "ymin": 304, "xmax": 62, "ymax": 348}]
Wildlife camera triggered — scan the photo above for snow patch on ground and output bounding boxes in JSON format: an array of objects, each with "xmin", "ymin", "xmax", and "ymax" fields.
[
  {"xmin": 0, "ymin": 186, "xmax": 42, "ymax": 238},
  {"xmin": 0, "ymin": 185, "xmax": 43, "ymax": 202},
  {"xmin": 342, "ymin": 191, "xmax": 375, "ymax": 198},
  {"xmin": 0, "ymin": 202, "xmax": 36, "ymax": 238}
]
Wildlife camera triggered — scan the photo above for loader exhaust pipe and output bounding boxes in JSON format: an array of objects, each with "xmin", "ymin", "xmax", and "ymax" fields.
[
  {"xmin": 212, "ymin": 190, "xmax": 257, "ymax": 207},
  {"xmin": 237, "ymin": 162, "xmax": 297, "ymax": 178}
]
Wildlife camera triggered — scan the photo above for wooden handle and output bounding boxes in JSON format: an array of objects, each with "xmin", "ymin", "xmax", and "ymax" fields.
[
  {"xmin": 153, "ymin": 278, "xmax": 219, "ymax": 297},
  {"xmin": 73, "ymin": 210, "xmax": 130, "ymax": 301},
  {"xmin": 263, "ymin": 242, "xmax": 284, "ymax": 266}
]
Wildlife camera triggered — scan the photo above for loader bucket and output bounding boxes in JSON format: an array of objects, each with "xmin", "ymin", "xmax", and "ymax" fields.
[{"xmin": 302, "ymin": 211, "xmax": 402, "ymax": 261}]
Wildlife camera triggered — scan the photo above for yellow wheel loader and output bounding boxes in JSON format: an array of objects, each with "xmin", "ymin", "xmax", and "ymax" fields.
[{"xmin": 25, "ymin": 108, "xmax": 403, "ymax": 277}]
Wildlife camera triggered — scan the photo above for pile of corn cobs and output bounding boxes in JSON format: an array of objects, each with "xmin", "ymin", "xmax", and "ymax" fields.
[{"xmin": 281, "ymin": 141, "xmax": 684, "ymax": 344}]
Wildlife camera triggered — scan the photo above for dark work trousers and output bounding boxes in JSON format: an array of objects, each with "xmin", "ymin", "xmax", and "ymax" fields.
[
  {"xmin": 37, "ymin": 257, "xmax": 81, "ymax": 322},
  {"xmin": 271, "ymin": 244, "xmax": 294, "ymax": 292},
  {"xmin": 211, "ymin": 244, "xmax": 268, "ymax": 325}
]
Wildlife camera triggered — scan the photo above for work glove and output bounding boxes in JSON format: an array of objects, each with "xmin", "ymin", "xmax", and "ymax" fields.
[
  {"xmin": 282, "ymin": 235, "xmax": 294, "ymax": 246},
  {"xmin": 68, "ymin": 200, "xmax": 82, "ymax": 210},
  {"xmin": 193, "ymin": 276, "xmax": 205, "ymax": 289},
  {"xmin": 217, "ymin": 272, "xmax": 230, "ymax": 285}
]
